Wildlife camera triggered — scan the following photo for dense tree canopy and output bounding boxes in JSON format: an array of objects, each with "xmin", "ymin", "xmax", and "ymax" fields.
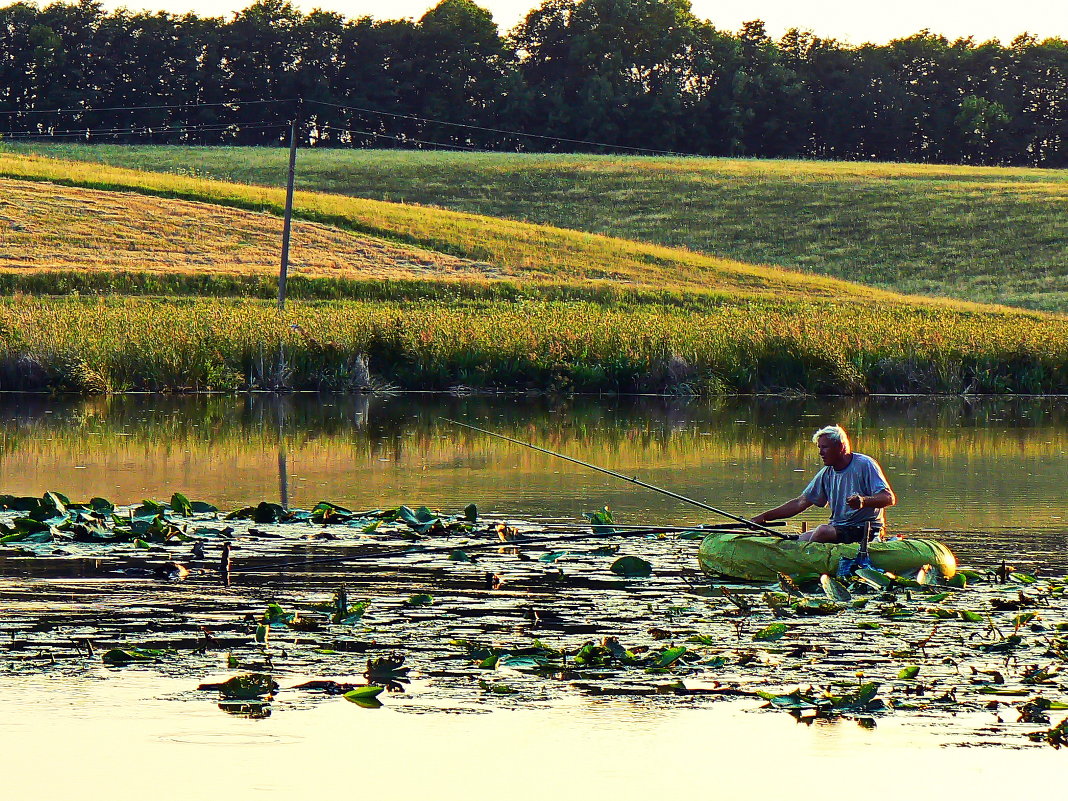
[{"xmin": 1, "ymin": 0, "xmax": 1065, "ymax": 165}]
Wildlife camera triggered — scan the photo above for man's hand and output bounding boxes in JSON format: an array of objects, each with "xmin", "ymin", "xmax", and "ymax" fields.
[
  {"xmin": 750, "ymin": 513, "xmax": 768, "ymax": 525},
  {"xmin": 846, "ymin": 494, "xmax": 864, "ymax": 510}
]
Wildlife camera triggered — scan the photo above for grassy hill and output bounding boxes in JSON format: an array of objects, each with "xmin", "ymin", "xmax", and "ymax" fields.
[
  {"xmin": 9, "ymin": 144, "xmax": 1067, "ymax": 313},
  {"xmin": 0, "ymin": 149, "xmax": 1064, "ymax": 396}
]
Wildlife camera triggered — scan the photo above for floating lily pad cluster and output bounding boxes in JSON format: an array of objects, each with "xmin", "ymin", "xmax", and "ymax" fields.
[{"xmin": 3, "ymin": 492, "xmax": 1068, "ymax": 746}]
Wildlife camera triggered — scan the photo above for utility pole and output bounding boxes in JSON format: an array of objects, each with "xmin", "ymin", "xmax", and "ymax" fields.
[{"xmin": 278, "ymin": 106, "xmax": 300, "ymax": 309}]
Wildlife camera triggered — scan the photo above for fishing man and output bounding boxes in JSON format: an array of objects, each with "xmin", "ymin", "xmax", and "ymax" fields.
[{"xmin": 751, "ymin": 424, "xmax": 895, "ymax": 543}]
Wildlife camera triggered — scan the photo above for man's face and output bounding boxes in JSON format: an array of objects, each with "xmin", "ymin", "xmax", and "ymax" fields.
[{"xmin": 817, "ymin": 434, "xmax": 846, "ymax": 466}]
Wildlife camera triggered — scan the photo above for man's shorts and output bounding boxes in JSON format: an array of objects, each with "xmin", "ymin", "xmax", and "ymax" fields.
[{"xmin": 833, "ymin": 524, "xmax": 878, "ymax": 544}]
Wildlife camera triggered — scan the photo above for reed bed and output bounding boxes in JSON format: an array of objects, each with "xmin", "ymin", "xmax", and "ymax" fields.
[{"xmin": 2, "ymin": 296, "xmax": 1063, "ymax": 395}]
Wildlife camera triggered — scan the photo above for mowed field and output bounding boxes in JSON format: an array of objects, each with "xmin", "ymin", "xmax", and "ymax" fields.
[
  {"xmin": 0, "ymin": 147, "xmax": 1064, "ymax": 396},
  {"xmin": 11, "ymin": 144, "xmax": 1068, "ymax": 313}
]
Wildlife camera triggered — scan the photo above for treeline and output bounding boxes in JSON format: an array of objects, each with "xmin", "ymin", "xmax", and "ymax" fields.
[{"xmin": 2, "ymin": 0, "xmax": 1066, "ymax": 166}]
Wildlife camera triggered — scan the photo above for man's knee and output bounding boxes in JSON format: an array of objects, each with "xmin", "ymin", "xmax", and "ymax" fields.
[{"xmin": 800, "ymin": 524, "xmax": 838, "ymax": 543}]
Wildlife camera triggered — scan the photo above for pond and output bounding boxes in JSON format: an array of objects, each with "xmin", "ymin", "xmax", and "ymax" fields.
[{"xmin": 1, "ymin": 393, "xmax": 1066, "ymax": 798}]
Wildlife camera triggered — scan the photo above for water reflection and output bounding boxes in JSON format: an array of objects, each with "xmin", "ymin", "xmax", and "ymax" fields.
[{"xmin": 0, "ymin": 394, "xmax": 1064, "ymax": 569}]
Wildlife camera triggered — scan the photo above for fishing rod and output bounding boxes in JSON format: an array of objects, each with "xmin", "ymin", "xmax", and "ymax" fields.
[{"xmin": 444, "ymin": 419, "xmax": 787, "ymax": 538}]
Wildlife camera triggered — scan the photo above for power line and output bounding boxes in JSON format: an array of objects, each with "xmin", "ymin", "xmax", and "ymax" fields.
[
  {"xmin": 306, "ymin": 98, "xmax": 695, "ymax": 157},
  {"xmin": 1, "ymin": 120, "xmax": 286, "ymax": 140},
  {"xmin": 317, "ymin": 123, "xmax": 480, "ymax": 152},
  {"xmin": 0, "ymin": 98, "xmax": 291, "ymax": 118}
]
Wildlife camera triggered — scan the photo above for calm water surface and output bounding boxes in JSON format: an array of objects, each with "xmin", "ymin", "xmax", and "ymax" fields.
[{"xmin": 1, "ymin": 394, "xmax": 1066, "ymax": 799}]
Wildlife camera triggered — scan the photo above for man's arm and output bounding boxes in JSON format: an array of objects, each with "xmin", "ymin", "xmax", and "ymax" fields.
[
  {"xmin": 752, "ymin": 495, "xmax": 813, "ymax": 525},
  {"xmin": 846, "ymin": 488, "xmax": 896, "ymax": 510}
]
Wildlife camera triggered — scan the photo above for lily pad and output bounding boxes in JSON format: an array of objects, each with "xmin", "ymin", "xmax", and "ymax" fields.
[{"xmin": 610, "ymin": 555, "xmax": 653, "ymax": 578}]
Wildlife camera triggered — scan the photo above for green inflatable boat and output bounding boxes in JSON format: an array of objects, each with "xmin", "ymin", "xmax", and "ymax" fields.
[{"xmin": 697, "ymin": 531, "xmax": 957, "ymax": 582}]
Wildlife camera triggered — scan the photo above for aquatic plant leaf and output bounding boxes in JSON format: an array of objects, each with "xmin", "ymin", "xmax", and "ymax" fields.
[
  {"xmin": 754, "ymin": 623, "xmax": 788, "ymax": 642},
  {"xmin": 585, "ymin": 506, "xmax": 616, "ymax": 534},
  {"xmin": 497, "ymin": 654, "xmax": 547, "ymax": 673},
  {"xmin": 406, "ymin": 594, "xmax": 433, "ymax": 606},
  {"xmin": 540, "ymin": 551, "xmax": 569, "ymax": 563},
  {"xmin": 830, "ymin": 681, "xmax": 881, "ymax": 710},
  {"xmin": 654, "ymin": 646, "xmax": 687, "ymax": 667},
  {"xmin": 217, "ymin": 673, "xmax": 276, "ymax": 699},
  {"xmin": 224, "ymin": 506, "xmax": 256, "ymax": 520},
  {"xmin": 255, "ymin": 624, "xmax": 269, "ymax": 644},
  {"xmin": 0, "ymin": 495, "xmax": 45, "ymax": 512},
  {"xmin": 345, "ymin": 685, "xmax": 384, "ymax": 700},
  {"xmin": 448, "ymin": 549, "xmax": 472, "ymax": 561},
  {"xmin": 43, "ymin": 492, "xmax": 68, "ymax": 514},
  {"xmin": 927, "ymin": 592, "xmax": 951, "ymax": 603},
  {"xmin": 1011, "ymin": 573, "xmax": 1039, "ymax": 585},
  {"xmin": 464, "ymin": 503, "xmax": 478, "ymax": 523},
  {"xmin": 958, "ymin": 609, "xmax": 984, "ymax": 623},
  {"xmin": 761, "ymin": 688, "xmax": 821, "ymax": 710},
  {"xmin": 898, "ymin": 666, "xmax": 920, "ymax": 680},
  {"xmin": 855, "ymin": 568, "xmax": 892, "ymax": 590},
  {"xmin": 777, "ymin": 573, "xmax": 805, "ymax": 597},
  {"xmin": 857, "ymin": 621, "xmax": 880, "ymax": 630},
  {"xmin": 253, "ymin": 502, "xmax": 285, "ymax": 524},
  {"xmin": 190, "ymin": 501, "xmax": 218, "ymax": 513},
  {"xmin": 88, "ymin": 497, "xmax": 114, "ymax": 514},
  {"xmin": 263, "ymin": 603, "xmax": 293, "ymax": 625},
  {"xmin": 102, "ymin": 647, "xmax": 162, "ymax": 665},
  {"xmin": 589, "ymin": 545, "xmax": 620, "ymax": 556},
  {"xmin": 170, "ymin": 493, "xmax": 193, "ymax": 516},
  {"xmin": 820, "ymin": 574, "xmax": 852, "ymax": 602},
  {"xmin": 948, "ymin": 573, "xmax": 968, "ymax": 589},
  {"xmin": 611, "ymin": 555, "xmax": 653, "ymax": 578},
  {"xmin": 793, "ymin": 598, "xmax": 843, "ymax": 616}
]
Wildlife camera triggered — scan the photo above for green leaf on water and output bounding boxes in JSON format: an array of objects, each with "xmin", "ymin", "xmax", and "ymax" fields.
[
  {"xmin": 754, "ymin": 622, "xmax": 788, "ymax": 642},
  {"xmin": 958, "ymin": 609, "xmax": 984, "ymax": 623},
  {"xmin": 448, "ymin": 549, "xmax": 472, "ymax": 562},
  {"xmin": 898, "ymin": 665, "xmax": 920, "ymax": 680},
  {"xmin": 463, "ymin": 503, "xmax": 478, "ymax": 523},
  {"xmin": 927, "ymin": 592, "xmax": 951, "ymax": 603},
  {"xmin": 170, "ymin": 492, "xmax": 193, "ymax": 516},
  {"xmin": 344, "ymin": 685, "xmax": 384, "ymax": 700},
  {"xmin": 217, "ymin": 673, "xmax": 276, "ymax": 699},
  {"xmin": 255, "ymin": 624, "xmax": 269, "ymax": 644},
  {"xmin": 102, "ymin": 647, "xmax": 162, "ymax": 665},
  {"xmin": 654, "ymin": 646, "xmax": 687, "ymax": 667},
  {"xmin": 857, "ymin": 621, "xmax": 881, "ymax": 630},
  {"xmin": 855, "ymin": 568, "xmax": 892, "ymax": 589},
  {"xmin": 820, "ymin": 574, "xmax": 852, "ymax": 601},
  {"xmin": 406, "ymin": 594, "xmax": 434, "ymax": 607},
  {"xmin": 539, "ymin": 551, "xmax": 569, "ymax": 563},
  {"xmin": 610, "ymin": 555, "xmax": 653, "ymax": 578},
  {"xmin": 948, "ymin": 573, "xmax": 968, "ymax": 589}
]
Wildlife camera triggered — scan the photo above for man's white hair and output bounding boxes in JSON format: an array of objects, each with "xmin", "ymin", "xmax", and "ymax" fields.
[{"xmin": 812, "ymin": 424, "xmax": 851, "ymax": 451}]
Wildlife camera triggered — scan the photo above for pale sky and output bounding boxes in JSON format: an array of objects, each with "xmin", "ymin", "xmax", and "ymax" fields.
[{"xmin": 99, "ymin": 0, "xmax": 1067, "ymax": 45}]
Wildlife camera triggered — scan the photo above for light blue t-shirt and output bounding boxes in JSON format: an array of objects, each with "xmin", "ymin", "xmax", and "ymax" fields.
[{"xmin": 803, "ymin": 453, "xmax": 892, "ymax": 531}]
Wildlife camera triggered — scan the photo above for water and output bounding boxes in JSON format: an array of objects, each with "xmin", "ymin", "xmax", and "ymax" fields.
[
  {"xmin": 1, "ymin": 393, "xmax": 1066, "ymax": 798},
  {"xmin": 2, "ymin": 393, "xmax": 1065, "ymax": 566}
]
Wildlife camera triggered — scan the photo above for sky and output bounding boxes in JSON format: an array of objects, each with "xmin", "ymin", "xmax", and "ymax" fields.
[{"xmin": 98, "ymin": 0, "xmax": 1068, "ymax": 45}]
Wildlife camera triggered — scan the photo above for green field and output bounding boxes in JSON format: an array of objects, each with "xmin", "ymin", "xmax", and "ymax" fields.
[
  {"xmin": 0, "ymin": 148, "xmax": 1064, "ymax": 395},
  {"xmin": 10, "ymin": 144, "xmax": 1067, "ymax": 312}
]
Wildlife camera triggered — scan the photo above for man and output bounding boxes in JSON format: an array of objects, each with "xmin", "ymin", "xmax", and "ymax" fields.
[{"xmin": 751, "ymin": 424, "xmax": 895, "ymax": 543}]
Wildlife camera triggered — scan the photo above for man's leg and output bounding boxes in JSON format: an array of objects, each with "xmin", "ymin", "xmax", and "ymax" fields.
[{"xmin": 798, "ymin": 524, "xmax": 838, "ymax": 543}]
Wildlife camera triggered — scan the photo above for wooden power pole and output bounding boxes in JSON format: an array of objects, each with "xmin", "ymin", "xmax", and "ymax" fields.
[{"xmin": 278, "ymin": 111, "xmax": 299, "ymax": 309}]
